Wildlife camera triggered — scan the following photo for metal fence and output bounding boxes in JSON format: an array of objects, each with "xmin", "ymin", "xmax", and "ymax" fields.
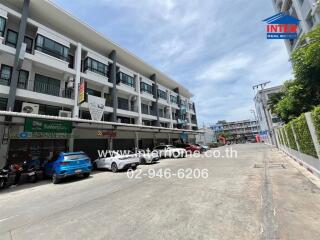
[{"xmin": 275, "ymin": 111, "xmax": 320, "ymax": 177}]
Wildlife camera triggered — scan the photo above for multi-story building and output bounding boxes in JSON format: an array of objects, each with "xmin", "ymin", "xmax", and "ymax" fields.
[
  {"xmin": 254, "ymin": 85, "xmax": 283, "ymax": 145},
  {"xmin": 0, "ymin": 0, "xmax": 198, "ymax": 167},
  {"xmin": 271, "ymin": 0, "xmax": 320, "ymax": 53},
  {"xmin": 211, "ymin": 120, "xmax": 260, "ymax": 143}
]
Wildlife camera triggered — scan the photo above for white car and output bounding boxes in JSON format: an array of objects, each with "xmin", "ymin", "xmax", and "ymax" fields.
[
  {"xmin": 153, "ymin": 145, "xmax": 187, "ymax": 158},
  {"xmin": 94, "ymin": 151, "xmax": 140, "ymax": 173},
  {"xmin": 137, "ymin": 150, "xmax": 160, "ymax": 164}
]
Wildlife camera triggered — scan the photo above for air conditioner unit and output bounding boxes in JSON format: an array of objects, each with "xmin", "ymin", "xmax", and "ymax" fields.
[
  {"xmin": 59, "ymin": 110, "xmax": 72, "ymax": 118},
  {"xmin": 21, "ymin": 102, "xmax": 39, "ymax": 114}
]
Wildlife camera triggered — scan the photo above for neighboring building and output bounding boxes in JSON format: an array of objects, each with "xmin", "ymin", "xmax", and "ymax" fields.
[
  {"xmin": 254, "ymin": 85, "xmax": 283, "ymax": 145},
  {"xmin": 196, "ymin": 127, "xmax": 216, "ymax": 145},
  {"xmin": 271, "ymin": 0, "xmax": 320, "ymax": 53},
  {"xmin": 0, "ymin": 0, "xmax": 198, "ymax": 167},
  {"xmin": 210, "ymin": 120, "xmax": 260, "ymax": 143}
]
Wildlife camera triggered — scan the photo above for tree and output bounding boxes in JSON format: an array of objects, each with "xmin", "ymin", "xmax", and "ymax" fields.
[
  {"xmin": 291, "ymin": 25, "xmax": 320, "ymax": 106},
  {"xmin": 268, "ymin": 25, "xmax": 320, "ymax": 123},
  {"xmin": 267, "ymin": 91, "xmax": 284, "ymax": 114}
]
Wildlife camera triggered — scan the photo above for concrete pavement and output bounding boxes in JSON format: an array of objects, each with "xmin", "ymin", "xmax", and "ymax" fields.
[{"xmin": 0, "ymin": 144, "xmax": 319, "ymax": 240}]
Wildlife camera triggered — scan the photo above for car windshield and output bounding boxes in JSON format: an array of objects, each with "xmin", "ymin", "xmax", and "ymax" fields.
[{"xmin": 64, "ymin": 154, "xmax": 88, "ymax": 160}]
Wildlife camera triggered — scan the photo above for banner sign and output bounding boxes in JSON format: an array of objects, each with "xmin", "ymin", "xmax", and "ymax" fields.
[
  {"xmin": 24, "ymin": 118, "xmax": 72, "ymax": 133},
  {"xmin": 78, "ymin": 81, "xmax": 86, "ymax": 104},
  {"xmin": 88, "ymin": 95, "xmax": 105, "ymax": 121},
  {"xmin": 97, "ymin": 130, "xmax": 117, "ymax": 138}
]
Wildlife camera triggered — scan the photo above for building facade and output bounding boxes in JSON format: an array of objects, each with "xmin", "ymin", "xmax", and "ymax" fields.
[
  {"xmin": 0, "ymin": 0, "xmax": 198, "ymax": 167},
  {"xmin": 271, "ymin": 0, "xmax": 320, "ymax": 53},
  {"xmin": 254, "ymin": 85, "xmax": 283, "ymax": 145},
  {"xmin": 211, "ymin": 120, "xmax": 260, "ymax": 143},
  {"xmin": 195, "ymin": 127, "xmax": 216, "ymax": 145}
]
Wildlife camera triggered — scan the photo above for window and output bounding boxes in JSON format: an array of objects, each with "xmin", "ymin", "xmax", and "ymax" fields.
[
  {"xmin": 24, "ymin": 36, "xmax": 33, "ymax": 53},
  {"xmin": 0, "ymin": 65, "xmax": 12, "ymax": 86},
  {"xmin": 118, "ymin": 72, "xmax": 134, "ymax": 87},
  {"xmin": 118, "ymin": 97, "xmax": 129, "ymax": 110},
  {"xmin": 6, "ymin": 29, "xmax": 18, "ymax": 48},
  {"xmin": 34, "ymin": 74, "xmax": 61, "ymax": 96},
  {"xmin": 0, "ymin": 97, "xmax": 7, "ymax": 110},
  {"xmin": 83, "ymin": 57, "xmax": 108, "ymax": 76},
  {"xmin": 39, "ymin": 104, "xmax": 61, "ymax": 116},
  {"xmin": 18, "ymin": 70, "xmax": 29, "ymax": 89},
  {"xmin": 140, "ymin": 82, "xmax": 153, "ymax": 94},
  {"xmin": 170, "ymin": 95, "xmax": 178, "ymax": 104},
  {"xmin": 35, "ymin": 34, "xmax": 69, "ymax": 61},
  {"xmin": 0, "ymin": 17, "xmax": 6, "ymax": 37},
  {"xmin": 87, "ymin": 88, "xmax": 101, "ymax": 97},
  {"xmin": 141, "ymin": 103, "xmax": 149, "ymax": 114},
  {"xmin": 157, "ymin": 89, "xmax": 167, "ymax": 100}
]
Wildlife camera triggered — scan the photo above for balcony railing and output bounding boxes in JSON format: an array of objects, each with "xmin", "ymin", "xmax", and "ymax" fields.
[{"xmin": 33, "ymin": 81, "xmax": 73, "ymax": 99}]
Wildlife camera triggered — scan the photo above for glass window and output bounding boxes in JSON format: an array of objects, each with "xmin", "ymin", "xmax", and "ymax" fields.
[
  {"xmin": 0, "ymin": 65, "xmax": 12, "ymax": 86},
  {"xmin": 0, "ymin": 97, "xmax": 7, "ymax": 110},
  {"xmin": 158, "ymin": 89, "xmax": 167, "ymax": 100},
  {"xmin": 119, "ymin": 72, "xmax": 134, "ymax": 87},
  {"xmin": 141, "ymin": 103, "xmax": 149, "ymax": 114},
  {"xmin": 83, "ymin": 57, "xmax": 108, "ymax": 77},
  {"xmin": 24, "ymin": 36, "xmax": 33, "ymax": 53},
  {"xmin": 39, "ymin": 104, "xmax": 60, "ymax": 116},
  {"xmin": 170, "ymin": 95, "xmax": 178, "ymax": 104},
  {"xmin": 140, "ymin": 82, "xmax": 153, "ymax": 94},
  {"xmin": 6, "ymin": 29, "xmax": 18, "ymax": 48},
  {"xmin": 0, "ymin": 17, "xmax": 6, "ymax": 37},
  {"xmin": 18, "ymin": 70, "xmax": 29, "ymax": 89},
  {"xmin": 118, "ymin": 97, "xmax": 129, "ymax": 110},
  {"xmin": 35, "ymin": 34, "xmax": 69, "ymax": 61},
  {"xmin": 86, "ymin": 88, "xmax": 101, "ymax": 97}
]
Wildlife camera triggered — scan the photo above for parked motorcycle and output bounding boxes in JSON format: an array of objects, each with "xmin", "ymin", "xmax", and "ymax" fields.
[
  {"xmin": 22, "ymin": 161, "xmax": 38, "ymax": 183},
  {"xmin": 0, "ymin": 169, "xmax": 9, "ymax": 189}
]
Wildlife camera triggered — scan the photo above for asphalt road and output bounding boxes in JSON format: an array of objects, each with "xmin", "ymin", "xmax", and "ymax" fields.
[{"xmin": 0, "ymin": 144, "xmax": 320, "ymax": 240}]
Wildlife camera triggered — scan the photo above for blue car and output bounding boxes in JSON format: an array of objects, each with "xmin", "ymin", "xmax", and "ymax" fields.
[{"xmin": 44, "ymin": 152, "xmax": 92, "ymax": 184}]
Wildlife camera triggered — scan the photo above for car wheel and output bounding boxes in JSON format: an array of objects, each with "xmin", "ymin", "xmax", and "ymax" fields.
[
  {"xmin": 111, "ymin": 163, "xmax": 118, "ymax": 173},
  {"xmin": 140, "ymin": 158, "xmax": 146, "ymax": 165},
  {"xmin": 93, "ymin": 162, "xmax": 98, "ymax": 170},
  {"xmin": 52, "ymin": 174, "xmax": 60, "ymax": 184},
  {"xmin": 83, "ymin": 172, "xmax": 90, "ymax": 178},
  {"xmin": 131, "ymin": 166, "xmax": 137, "ymax": 170}
]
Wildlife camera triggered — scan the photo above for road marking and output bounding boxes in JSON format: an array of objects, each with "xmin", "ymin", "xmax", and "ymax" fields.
[{"xmin": 0, "ymin": 215, "xmax": 18, "ymax": 223}]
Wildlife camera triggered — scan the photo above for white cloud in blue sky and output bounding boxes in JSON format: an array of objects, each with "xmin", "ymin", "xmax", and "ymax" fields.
[{"xmin": 52, "ymin": 0, "xmax": 293, "ymax": 126}]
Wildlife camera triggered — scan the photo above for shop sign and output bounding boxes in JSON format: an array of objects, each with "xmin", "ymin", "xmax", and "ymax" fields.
[
  {"xmin": 24, "ymin": 118, "xmax": 72, "ymax": 133},
  {"xmin": 97, "ymin": 130, "xmax": 116, "ymax": 138},
  {"xmin": 88, "ymin": 95, "xmax": 105, "ymax": 121},
  {"xmin": 78, "ymin": 81, "xmax": 86, "ymax": 104}
]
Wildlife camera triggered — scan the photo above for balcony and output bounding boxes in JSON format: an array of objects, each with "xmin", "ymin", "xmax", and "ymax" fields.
[{"xmin": 33, "ymin": 81, "xmax": 73, "ymax": 99}]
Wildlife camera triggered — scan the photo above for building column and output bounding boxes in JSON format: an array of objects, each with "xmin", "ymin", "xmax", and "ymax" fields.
[
  {"xmin": 135, "ymin": 132, "xmax": 139, "ymax": 150},
  {"xmin": 151, "ymin": 74, "xmax": 160, "ymax": 127},
  {"xmin": 136, "ymin": 74, "xmax": 142, "ymax": 125},
  {"xmin": 169, "ymin": 105, "xmax": 173, "ymax": 128},
  {"xmin": 6, "ymin": 0, "xmax": 30, "ymax": 111},
  {"xmin": 73, "ymin": 43, "xmax": 82, "ymax": 118},
  {"xmin": 109, "ymin": 50, "xmax": 118, "ymax": 122}
]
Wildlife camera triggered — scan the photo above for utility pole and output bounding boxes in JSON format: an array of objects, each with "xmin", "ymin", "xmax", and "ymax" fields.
[{"xmin": 252, "ymin": 81, "xmax": 274, "ymax": 145}]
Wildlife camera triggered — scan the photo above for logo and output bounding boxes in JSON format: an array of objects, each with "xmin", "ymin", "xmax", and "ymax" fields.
[{"xmin": 263, "ymin": 13, "xmax": 300, "ymax": 39}]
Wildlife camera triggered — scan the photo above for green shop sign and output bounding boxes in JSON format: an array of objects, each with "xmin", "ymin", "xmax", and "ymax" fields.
[{"xmin": 24, "ymin": 118, "xmax": 72, "ymax": 133}]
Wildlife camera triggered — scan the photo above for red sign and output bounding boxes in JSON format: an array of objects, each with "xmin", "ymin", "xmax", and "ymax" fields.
[{"xmin": 97, "ymin": 131, "xmax": 116, "ymax": 138}]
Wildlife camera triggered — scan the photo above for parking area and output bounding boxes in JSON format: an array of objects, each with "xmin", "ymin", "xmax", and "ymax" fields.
[{"xmin": 0, "ymin": 144, "xmax": 320, "ymax": 240}]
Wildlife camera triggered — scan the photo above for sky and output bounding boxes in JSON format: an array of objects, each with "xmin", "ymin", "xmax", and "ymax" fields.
[{"xmin": 52, "ymin": 0, "xmax": 293, "ymax": 126}]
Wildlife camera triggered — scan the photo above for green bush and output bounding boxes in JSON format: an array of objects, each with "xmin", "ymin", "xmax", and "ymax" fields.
[
  {"xmin": 292, "ymin": 114, "xmax": 317, "ymax": 157},
  {"xmin": 285, "ymin": 123, "xmax": 298, "ymax": 150},
  {"xmin": 311, "ymin": 106, "xmax": 320, "ymax": 142}
]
